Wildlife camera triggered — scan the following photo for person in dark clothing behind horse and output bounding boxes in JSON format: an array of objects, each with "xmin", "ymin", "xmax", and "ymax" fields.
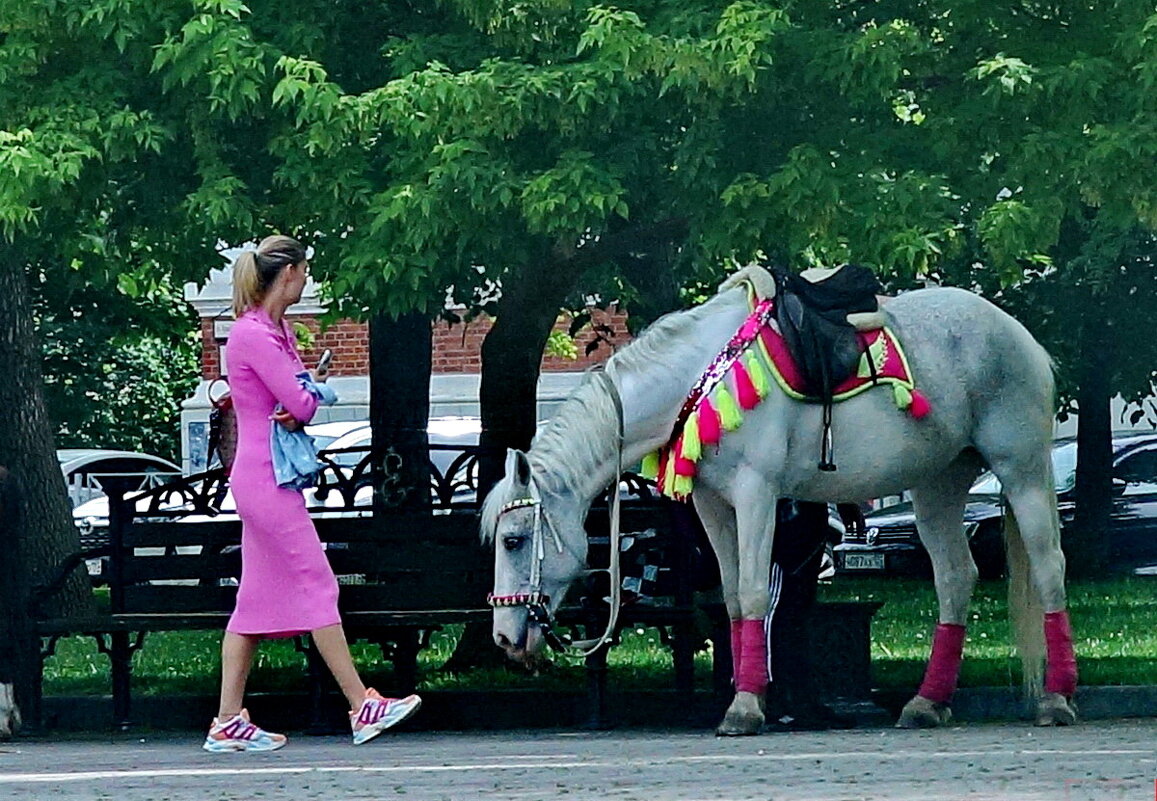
[
  {"xmin": 762, "ymin": 500, "xmax": 862, "ymax": 730},
  {"xmin": 684, "ymin": 497, "xmax": 862, "ymax": 730}
]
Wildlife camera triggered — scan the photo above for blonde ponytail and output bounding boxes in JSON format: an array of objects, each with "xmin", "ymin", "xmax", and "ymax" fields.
[
  {"xmin": 230, "ymin": 234, "xmax": 308, "ymax": 318},
  {"xmin": 231, "ymin": 251, "xmax": 261, "ymax": 318}
]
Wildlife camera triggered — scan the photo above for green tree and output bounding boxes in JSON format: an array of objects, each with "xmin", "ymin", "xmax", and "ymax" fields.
[
  {"xmin": 38, "ymin": 280, "xmax": 199, "ymax": 462},
  {"xmin": 880, "ymin": 1, "xmax": 1157, "ymax": 573},
  {"xmin": 0, "ymin": 0, "xmax": 214, "ymax": 723}
]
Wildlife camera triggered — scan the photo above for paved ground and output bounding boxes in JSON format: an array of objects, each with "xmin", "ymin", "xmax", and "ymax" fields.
[{"xmin": 2, "ymin": 720, "xmax": 1156, "ymax": 801}]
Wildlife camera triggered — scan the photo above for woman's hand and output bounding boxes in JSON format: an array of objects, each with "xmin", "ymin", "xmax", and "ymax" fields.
[
  {"xmin": 271, "ymin": 408, "xmax": 303, "ymax": 431},
  {"xmin": 308, "ymin": 368, "xmax": 328, "ymax": 384}
]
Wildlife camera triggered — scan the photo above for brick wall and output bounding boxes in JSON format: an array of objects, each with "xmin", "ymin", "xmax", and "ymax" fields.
[{"xmin": 200, "ymin": 306, "xmax": 633, "ymax": 379}]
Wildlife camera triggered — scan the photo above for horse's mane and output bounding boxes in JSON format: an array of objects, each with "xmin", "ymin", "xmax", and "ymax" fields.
[
  {"xmin": 606, "ymin": 275, "xmax": 749, "ymax": 382},
  {"xmin": 478, "ymin": 372, "xmax": 622, "ymax": 544},
  {"xmin": 480, "ymin": 271, "xmax": 754, "ymax": 542}
]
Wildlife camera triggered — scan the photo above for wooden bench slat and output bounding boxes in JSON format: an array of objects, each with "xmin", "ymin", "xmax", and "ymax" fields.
[{"xmin": 121, "ymin": 554, "xmax": 241, "ymax": 584}]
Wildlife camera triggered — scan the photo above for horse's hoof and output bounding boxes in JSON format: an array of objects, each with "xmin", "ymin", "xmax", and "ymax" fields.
[
  {"xmin": 1035, "ymin": 692, "xmax": 1077, "ymax": 727},
  {"xmin": 896, "ymin": 695, "xmax": 952, "ymax": 729},
  {"xmin": 715, "ymin": 711, "xmax": 764, "ymax": 736}
]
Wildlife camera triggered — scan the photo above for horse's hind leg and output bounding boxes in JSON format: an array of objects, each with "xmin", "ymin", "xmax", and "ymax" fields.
[
  {"xmin": 897, "ymin": 454, "xmax": 980, "ymax": 729},
  {"xmin": 996, "ymin": 465, "xmax": 1077, "ymax": 726},
  {"xmin": 694, "ymin": 484, "xmax": 766, "ymax": 736}
]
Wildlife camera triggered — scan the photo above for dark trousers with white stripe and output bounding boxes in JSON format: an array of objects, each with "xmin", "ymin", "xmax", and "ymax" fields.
[{"xmin": 763, "ymin": 500, "xmax": 829, "ymax": 719}]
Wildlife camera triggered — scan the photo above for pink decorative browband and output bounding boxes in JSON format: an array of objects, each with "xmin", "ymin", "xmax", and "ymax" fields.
[{"xmin": 487, "ymin": 591, "xmax": 551, "ymax": 608}]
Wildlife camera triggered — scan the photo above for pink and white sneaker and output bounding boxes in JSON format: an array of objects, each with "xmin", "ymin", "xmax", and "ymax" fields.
[
  {"xmin": 350, "ymin": 689, "xmax": 422, "ymax": 745},
  {"xmin": 202, "ymin": 709, "xmax": 287, "ymax": 752}
]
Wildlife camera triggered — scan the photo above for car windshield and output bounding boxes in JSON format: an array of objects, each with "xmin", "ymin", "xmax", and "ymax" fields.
[{"xmin": 970, "ymin": 441, "xmax": 1078, "ymax": 495}]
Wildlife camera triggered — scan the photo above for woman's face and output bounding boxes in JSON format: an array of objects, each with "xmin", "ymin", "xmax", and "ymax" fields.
[{"xmin": 287, "ymin": 259, "xmax": 309, "ymax": 303}]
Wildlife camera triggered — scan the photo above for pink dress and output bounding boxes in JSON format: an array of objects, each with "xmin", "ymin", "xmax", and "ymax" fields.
[{"xmin": 224, "ymin": 307, "xmax": 340, "ymax": 637}]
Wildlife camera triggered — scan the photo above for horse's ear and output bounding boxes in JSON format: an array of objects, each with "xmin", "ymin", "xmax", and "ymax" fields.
[{"xmin": 505, "ymin": 449, "xmax": 532, "ymax": 489}]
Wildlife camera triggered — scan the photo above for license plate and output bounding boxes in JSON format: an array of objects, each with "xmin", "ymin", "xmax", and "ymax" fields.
[{"xmin": 843, "ymin": 553, "xmax": 885, "ymax": 570}]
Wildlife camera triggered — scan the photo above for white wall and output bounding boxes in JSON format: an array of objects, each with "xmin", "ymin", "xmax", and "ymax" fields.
[{"xmin": 1053, "ymin": 394, "xmax": 1157, "ymax": 439}]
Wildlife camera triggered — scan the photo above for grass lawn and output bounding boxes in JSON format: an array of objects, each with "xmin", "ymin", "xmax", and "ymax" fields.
[
  {"xmin": 42, "ymin": 577, "xmax": 1157, "ymax": 697},
  {"xmin": 820, "ymin": 576, "xmax": 1157, "ymax": 690}
]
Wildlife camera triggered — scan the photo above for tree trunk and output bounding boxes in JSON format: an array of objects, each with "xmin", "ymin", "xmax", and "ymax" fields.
[
  {"xmin": 478, "ymin": 218, "xmax": 688, "ymax": 494},
  {"xmin": 450, "ymin": 249, "xmax": 580, "ymax": 673},
  {"xmin": 368, "ymin": 312, "xmax": 432, "ymax": 514},
  {"xmin": 1069, "ymin": 293, "xmax": 1114, "ymax": 578},
  {"xmin": 0, "ymin": 467, "xmax": 28, "ymax": 736},
  {"xmin": 477, "ymin": 252, "xmax": 578, "ymax": 492},
  {"xmin": 0, "ymin": 249, "xmax": 94, "ymax": 729}
]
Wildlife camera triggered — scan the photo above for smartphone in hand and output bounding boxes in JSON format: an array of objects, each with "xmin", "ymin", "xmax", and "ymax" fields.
[{"xmin": 316, "ymin": 348, "xmax": 334, "ymax": 377}]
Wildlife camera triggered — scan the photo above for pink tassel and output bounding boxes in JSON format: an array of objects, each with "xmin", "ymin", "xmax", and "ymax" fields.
[
  {"xmin": 698, "ymin": 400, "xmax": 722, "ymax": 446},
  {"xmin": 673, "ymin": 438, "xmax": 697, "ymax": 477},
  {"xmin": 909, "ymin": 389, "xmax": 931, "ymax": 419},
  {"xmin": 733, "ymin": 360, "xmax": 760, "ymax": 410}
]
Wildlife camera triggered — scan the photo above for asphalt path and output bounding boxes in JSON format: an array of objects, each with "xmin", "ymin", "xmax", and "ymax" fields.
[{"xmin": 2, "ymin": 720, "xmax": 1156, "ymax": 801}]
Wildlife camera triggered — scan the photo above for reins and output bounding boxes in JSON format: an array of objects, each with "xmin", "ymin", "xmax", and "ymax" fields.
[
  {"xmin": 486, "ymin": 368, "xmax": 625, "ymax": 658},
  {"xmin": 569, "ymin": 369, "xmax": 624, "ymax": 656}
]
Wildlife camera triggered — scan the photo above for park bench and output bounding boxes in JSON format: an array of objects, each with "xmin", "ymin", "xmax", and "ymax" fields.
[{"xmin": 28, "ymin": 450, "xmax": 707, "ymax": 731}]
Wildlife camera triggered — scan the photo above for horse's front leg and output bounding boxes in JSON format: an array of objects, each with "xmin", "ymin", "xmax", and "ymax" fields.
[
  {"xmin": 694, "ymin": 486, "xmax": 761, "ymax": 736},
  {"xmin": 701, "ymin": 479, "xmax": 777, "ymax": 736}
]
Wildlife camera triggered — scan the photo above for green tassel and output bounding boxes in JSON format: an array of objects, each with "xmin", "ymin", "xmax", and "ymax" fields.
[
  {"xmin": 746, "ymin": 351, "xmax": 770, "ymax": 399},
  {"xmin": 682, "ymin": 413, "xmax": 701, "ymax": 462},
  {"xmin": 892, "ymin": 383, "xmax": 912, "ymax": 409},
  {"xmin": 715, "ymin": 385, "xmax": 743, "ymax": 431},
  {"xmin": 641, "ymin": 451, "xmax": 660, "ymax": 480},
  {"xmin": 673, "ymin": 474, "xmax": 694, "ymax": 498},
  {"xmin": 664, "ymin": 448, "xmax": 679, "ymax": 492}
]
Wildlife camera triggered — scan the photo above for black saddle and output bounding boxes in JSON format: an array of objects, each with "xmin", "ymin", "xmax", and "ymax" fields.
[{"xmin": 770, "ymin": 264, "xmax": 883, "ymax": 470}]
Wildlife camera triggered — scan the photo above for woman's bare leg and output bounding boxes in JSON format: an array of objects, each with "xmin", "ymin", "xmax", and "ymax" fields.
[
  {"xmin": 311, "ymin": 623, "xmax": 367, "ymax": 710},
  {"xmin": 217, "ymin": 632, "xmax": 259, "ymax": 719}
]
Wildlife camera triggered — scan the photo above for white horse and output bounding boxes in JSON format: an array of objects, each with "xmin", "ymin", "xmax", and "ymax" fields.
[{"xmin": 483, "ymin": 268, "xmax": 1077, "ymax": 734}]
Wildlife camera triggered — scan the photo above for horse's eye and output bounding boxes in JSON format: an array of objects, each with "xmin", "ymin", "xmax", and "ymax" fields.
[{"xmin": 502, "ymin": 535, "xmax": 525, "ymax": 552}]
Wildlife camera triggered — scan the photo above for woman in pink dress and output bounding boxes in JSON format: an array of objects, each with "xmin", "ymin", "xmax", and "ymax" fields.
[{"xmin": 204, "ymin": 235, "xmax": 421, "ymax": 752}]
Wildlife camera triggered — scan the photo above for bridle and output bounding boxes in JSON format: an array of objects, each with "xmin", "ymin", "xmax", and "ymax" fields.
[{"xmin": 486, "ymin": 369, "xmax": 625, "ymax": 658}]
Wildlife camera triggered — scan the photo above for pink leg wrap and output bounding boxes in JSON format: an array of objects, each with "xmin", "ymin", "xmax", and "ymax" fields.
[
  {"xmin": 1044, "ymin": 610, "xmax": 1078, "ymax": 696},
  {"xmin": 730, "ymin": 620, "xmax": 743, "ymax": 684},
  {"xmin": 917, "ymin": 623, "xmax": 966, "ymax": 704},
  {"xmin": 735, "ymin": 618, "xmax": 768, "ymax": 695}
]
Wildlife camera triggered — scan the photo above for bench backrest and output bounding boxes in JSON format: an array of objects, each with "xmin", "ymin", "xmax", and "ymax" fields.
[
  {"xmin": 111, "ymin": 512, "xmax": 493, "ymax": 615},
  {"xmin": 104, "ymin": 463, "xmax": 680, "ymax": 620}
]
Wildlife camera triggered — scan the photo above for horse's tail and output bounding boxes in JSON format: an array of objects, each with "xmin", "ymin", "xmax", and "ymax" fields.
[{"xmin": 1003, "ymin": 503, "xmax": 1045, "ymax": 703}]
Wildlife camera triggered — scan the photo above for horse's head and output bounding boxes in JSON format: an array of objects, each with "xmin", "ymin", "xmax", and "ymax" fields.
[{"xmin": 482, "ymin": 449, "xmax": 586, "ymax": 662}]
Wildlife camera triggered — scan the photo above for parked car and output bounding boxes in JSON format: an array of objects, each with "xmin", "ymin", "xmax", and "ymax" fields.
[
  {"xmin": 834, "ymin": 433, "xmax": 1157, "ymax": 578},
  {"xmin": 59, "ymin": 449, "xmax": 181, "ymax": 509},
  {"xmin": 305, "ymin": 420, "xmax": 371, "ymax": 453},
  {"xmin": 72, "ymin": 417, "xmax": 485, "ymax": 539}
]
